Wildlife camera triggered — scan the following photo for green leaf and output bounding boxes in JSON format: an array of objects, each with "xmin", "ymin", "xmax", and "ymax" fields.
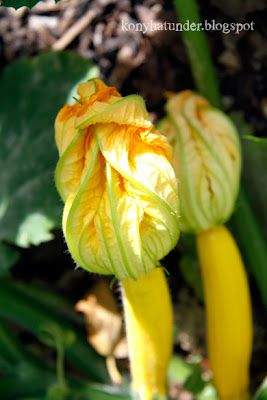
[
  {"xmin": 15, "ymin": 212, "xmax": 54, "ymax": 247},
  {"xmin": 227, "ymin": 113, "xmax": 267, "ymax": 310},
  {"xmin": 0, "ymin": 51, "xmax": 99, "ymax": 247},
  {"xmin": 167, "ymin": 355, "xmax": 193, "ymax": 383},
  {"xmin": 45, "ymin": 383, "xmax": 70, "ymax": 400},
  {"xmin": 242, "ymin": 138, "xmax": 267, "ymax": 235},
  {"xmin": 230, "ymin": 113, "xmax": 267, "ymax": 232},
  {"xmin": 0, "ymin": 242, "xmax": 19, "ymax": 276},
  {"xmin": 168, "ymin": 356, "xmax": 214, "ymax": 398},
  {"xmin": 243, "ymin": 135, "xmax": 266, "ymax": 143},
  {"xmin": 0, "ymin": 376, "xmax": 132, "ymax": 400},
  {"xmin": 184, "ymin": 363, "xmax": 206, "ymax": 394},
  {"xmin": 0, "ymin": 280, "xmax": 110, "ymax": 383},
  {"xmin": 9, "ymin": 280, "xmax": 83, "ymax": 325},
  {"xmin": 0, "ymin": 318, "xmax": 25, "ymax": 368},
  {"xmin": 254, "ymin": 377, "xmax": 267, "ymax": 400},
  {"xmin": 0, "ymin": 0, "xmax": 62, "ymax": 10},
  {"xmin": 0, "ymin": 317, "xmax": 128, "ymax": 400},
  {"xmin": 195, "ymin": 384, "xmax": 218, "ymax": 400},
  {"xmin": 255, "ymin": 387, "xmax": 267, "ymax": 400}
]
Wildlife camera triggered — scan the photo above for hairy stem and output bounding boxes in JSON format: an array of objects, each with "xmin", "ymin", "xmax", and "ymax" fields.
[
  {"xmin": 121, "ymin": 268, "xmax": 173, "ymax": 400},
  {"xmin": 197, "ymin": 225, "xmax": 252, "ymax": 400}
]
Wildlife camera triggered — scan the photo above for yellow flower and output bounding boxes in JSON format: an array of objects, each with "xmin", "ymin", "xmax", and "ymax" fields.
[
  {"xmin": 159, "ymin": 91, "xmax": 252, "ymax": 400},
  {"xmin": 159, "ymin": 90, "xmax": 241, "ymax": 233},
  {"xmin": 55, "ymin": 79, "xmax": 179, "ymax": 280}
]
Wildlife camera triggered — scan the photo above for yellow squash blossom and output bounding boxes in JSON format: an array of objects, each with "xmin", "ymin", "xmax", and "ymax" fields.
[
  {"xmin": 159, "ymin": 90, "xmax": 241, "ymax": 233},
  {"xmin": 55, "ymin": 78, "xmax": 180, "ymax": 280},
  {"xmin": 159, "ymin": 91, "xmax": 252, "ymax": 400},
  {"xmin": 55, "ymin": 79, "xmax": 180, "ymax": 400}
]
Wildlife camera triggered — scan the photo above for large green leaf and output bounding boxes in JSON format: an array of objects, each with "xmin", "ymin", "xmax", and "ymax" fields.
[
  {"xmin": 230, "ymin": 113, "xmax": 267, "ymax": 233},
  {"xmin": 242, "ymin": 137, "xmax": 267, "ymax": 235},
  {"xmin": 0, "ymin": 243, "xmax": 19, "ymax": 277},
  {"xmin": 229, "ymin": 113, "xmax": 267, "ymax": 311},
  {"xmin": 0, "ymin": 0, "xmax": 62, "ymax": 10},
  {"xmin": 0, "ymin": 51, "xmax": 98, "ymax": 248}
]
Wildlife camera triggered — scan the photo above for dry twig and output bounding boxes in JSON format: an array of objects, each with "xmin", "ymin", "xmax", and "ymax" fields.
[{"xmin": 52, "ymin": 8, "xmax": 96, "ymax": 51}]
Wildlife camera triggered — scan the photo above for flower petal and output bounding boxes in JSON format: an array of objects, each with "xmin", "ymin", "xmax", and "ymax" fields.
[
  {"xmin": 94, "ymin": 123, "xmax": 180, "ymax": 259},
  {"xmin": 76, "ymin": 95, "xmax": 152, "ymax": 130},
  {"xmin": 63, "ymin": 136, "xmax": 105, "ymax": 271},
  {"xmin": 79, "ymin": 163, "xmax": 146, "ymax": 279},
  {"xmin": 55, "ymin": 130, "xmax": 87, "ymax": 201}
]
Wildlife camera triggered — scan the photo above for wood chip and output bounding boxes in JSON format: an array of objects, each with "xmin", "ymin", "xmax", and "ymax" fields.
[{"xmin": 52, "ymin": 8, "xmax": 96, "ymax": 51}]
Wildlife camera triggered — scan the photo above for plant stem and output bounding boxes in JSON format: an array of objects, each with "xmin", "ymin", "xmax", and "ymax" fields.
[
  {"xmin": 174, "ymin": 0, "xmax": 267, "ymax": 311},
  {"xmin": 121, "ymin": 268, "xmax": 173, "ymax": 400},
  {"xmin": 197, "ymin": 225, "xmax": 252, "ymax": 400},
  {"xmin": 173, "ymin": 0, "xmax": 222, "ymax": 109}
]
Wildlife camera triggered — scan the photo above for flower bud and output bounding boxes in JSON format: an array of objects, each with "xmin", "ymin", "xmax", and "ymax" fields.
[
  {"xmin": 159, "ymin": 90, "xmax": 241, "ymax": 233},
  {"xmin": 55, "ymin": 79, "xmax": 179, "ymax": 280}
]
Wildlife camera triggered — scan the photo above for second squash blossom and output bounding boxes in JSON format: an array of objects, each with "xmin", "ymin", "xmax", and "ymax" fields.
[
  {"xmin": 159, "ymin": 90, "xmax": 241, "ymax": 233},
  {"xmin": 159, "ymin": 90, "xmax": 252, "ymax": 400},
  {"xmin": 55, "ymin": 79, "xmax": 180, "ymax": 280}
]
